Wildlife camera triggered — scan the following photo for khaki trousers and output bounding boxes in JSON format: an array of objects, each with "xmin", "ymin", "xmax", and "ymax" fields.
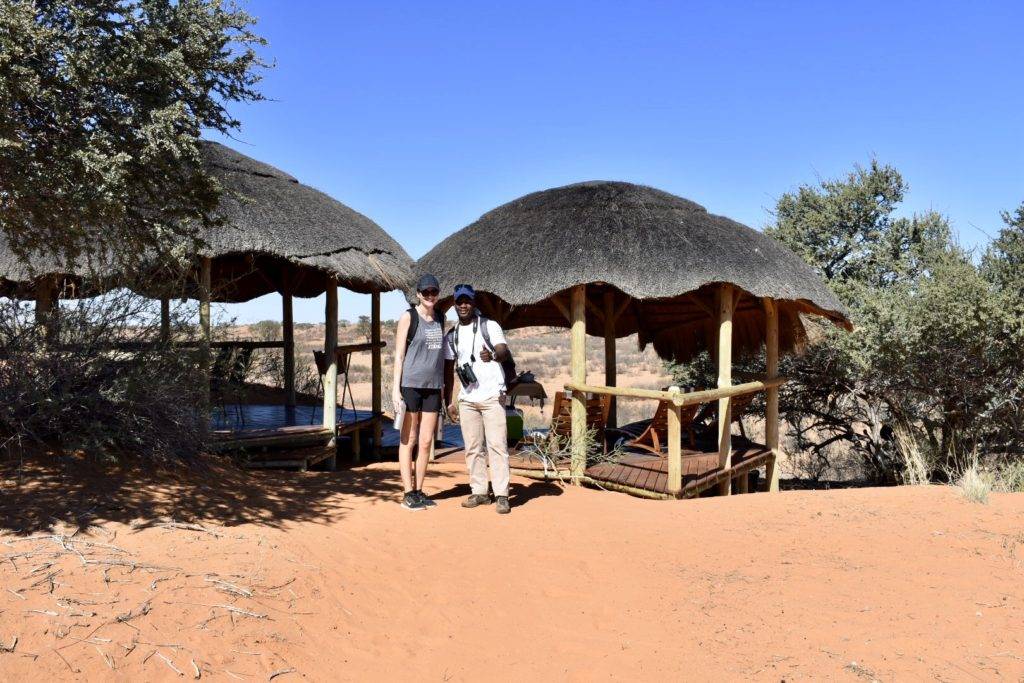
[{"xmin": 459, "ymin": 396, "xmax": 510, "ymax": 497}]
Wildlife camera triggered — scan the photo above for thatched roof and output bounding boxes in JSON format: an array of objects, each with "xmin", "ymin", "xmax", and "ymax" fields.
[
  {"xmin": 191, "ymin": 142, "xmax": 413, "ymax": 301},
  {"xmin": 416, "ymin": 181, "xmax": 851, "ymax": 362},
  {"xmin": 0, "ymin": 141, "xmax": 414, "ymax": 302}
]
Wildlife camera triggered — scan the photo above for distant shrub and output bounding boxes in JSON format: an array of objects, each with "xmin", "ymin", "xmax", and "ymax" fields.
[{"xmin": 0, "ymin": 292, "xmax": 203, "ymax": 463}]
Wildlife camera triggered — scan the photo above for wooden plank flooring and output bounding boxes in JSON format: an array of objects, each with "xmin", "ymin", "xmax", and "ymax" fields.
[
  {"xmin": 489, "ymin": 437, "xmax": 773, "ymax": 498},
  {"xmin": 585, "ymin": 441, "xmax": 771, "ymax": 496}
]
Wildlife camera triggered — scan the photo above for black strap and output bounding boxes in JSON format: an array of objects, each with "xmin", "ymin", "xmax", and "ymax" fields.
[
  {"xmin": 405, "ymin": 305, "xmax": 443, "ymax": 350},
  {"xmin": 453, "ymin": 316, "xmax": 479, "ymax": 362},
  {"xmin": 478, "ymin": 315, "xmax": 495, "ymax": 353},
  {"xmin": 404, "ymin": 307, "xmax": 417, "ymax": 350}
]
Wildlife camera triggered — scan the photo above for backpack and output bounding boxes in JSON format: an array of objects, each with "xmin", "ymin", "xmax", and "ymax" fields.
[
  {"xmin": 405, "ymin": 306, "xmax": 443, "ymax": 350},
  {"xmin": 449, "ymin": 314, "xmax": 518, "ymax": 387}
]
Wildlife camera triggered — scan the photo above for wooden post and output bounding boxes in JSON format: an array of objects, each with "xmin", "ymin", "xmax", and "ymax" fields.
[
  {"xmin": 371, "ymin": 291, "xmax": 383, "ymax": 460},
  {"xmin": 282, "ymin": 291, "xmax": 295, "ymax": 407},
  {"xmin": 603, "ymin": 290, "xmax": 617, "ymax": 428},
  {"xmin": 160, "ymin": 297, "xmax": 171, "ymax": 342},
  {"xmin": 199, "ymin": 258, "xmax": 212, "ymax": 439},
  {"xmin": 716, "ymin": 283, "xmax": 734, "ymax": 496},
  {"xmin": 666, "ymin": 385, "xmax": 682, "ymax": 496},
  {"xmin": 764, "ymin": 297, "xmax": 781, "ymax": 492},
  {"xmin": 569, "ymin": 284, "xmax": 587, "ymax": 484},
  {"xmin": 323, "ymin": 277, "xmax": 339, "ymax": 448},
  {"xmin": 34, "ymin": 276, "xmax": 58, "ymax": 344}
]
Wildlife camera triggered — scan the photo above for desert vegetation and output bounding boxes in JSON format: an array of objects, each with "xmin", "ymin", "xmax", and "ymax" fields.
[{"xmin": 668, "ymin": 161, "xmax": 1024, "ymax": 493}]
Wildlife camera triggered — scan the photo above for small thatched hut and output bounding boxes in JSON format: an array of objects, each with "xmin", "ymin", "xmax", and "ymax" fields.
[
  {"xmin": 1, "ymin": 142, "xmax": 414, "ymax": 456},
  {"xmin": 418, "ymin": 181, "xmax": 851, "ymax": 498}
]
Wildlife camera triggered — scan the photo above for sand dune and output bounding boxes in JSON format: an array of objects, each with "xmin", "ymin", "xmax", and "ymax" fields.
[{"xmin": 1, "ymin": 455, "xmax": 1022, "ymax": 680}]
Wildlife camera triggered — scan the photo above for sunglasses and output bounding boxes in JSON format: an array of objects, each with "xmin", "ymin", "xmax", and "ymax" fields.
[{"xmin": 419, "ymin": 288, "xmax": 439, "ymax": 297}]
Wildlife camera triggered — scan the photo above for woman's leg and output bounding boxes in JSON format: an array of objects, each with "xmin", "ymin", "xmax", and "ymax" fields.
[
  {"xmin": 398, "ymin": 410, "xmax": 421, "ymax": 493},
  {"xmin": 415, "ymin": 410, "xmax": 438, "ymax": 491}
]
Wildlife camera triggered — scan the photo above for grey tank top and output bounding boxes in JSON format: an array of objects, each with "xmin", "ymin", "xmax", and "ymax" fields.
[{"xmin": 401, "ymin": 310, "xmax": 444, "ymax": 389}]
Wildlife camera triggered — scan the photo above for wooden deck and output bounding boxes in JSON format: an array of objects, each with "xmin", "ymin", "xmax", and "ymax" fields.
[
  {"xmin": 209, "ymin": 404, "xmax": 466, "ymax": 470},
  {"xmin": 501, "ymin": 436, "xmax": 773, "ymax": 499}
]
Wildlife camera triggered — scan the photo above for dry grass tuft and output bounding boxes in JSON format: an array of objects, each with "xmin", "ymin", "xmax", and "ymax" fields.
[
  {"xmin": 894, "ymin": 425, "xmax": 932, "ymax": 486},
  {"xmin": 956, "ymin": 460, "xmax": 993, "ymax": 504}
]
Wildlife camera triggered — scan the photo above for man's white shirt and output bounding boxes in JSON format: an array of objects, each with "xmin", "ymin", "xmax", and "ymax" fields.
[{"xmin": 444, "ymin": 317, "xmax": 507, "ymax": 403}]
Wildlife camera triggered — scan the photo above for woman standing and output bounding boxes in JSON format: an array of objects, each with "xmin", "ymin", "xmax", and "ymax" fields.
[{"xmin": 392, "ymin": 274, "xmax": 445, "ymax": 510}]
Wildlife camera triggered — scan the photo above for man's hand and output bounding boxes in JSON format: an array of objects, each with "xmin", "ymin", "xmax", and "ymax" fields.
[
  {"xmin": 392, "ymin": 388, "xmax": 402, "ymax": 409},
  {"xmin": 479, "ymin": 347, "xmax": 493, "ymax": 362},
  {"xmin": 446, "ymin": 402, "xmax": 459, "ymax": 423}
]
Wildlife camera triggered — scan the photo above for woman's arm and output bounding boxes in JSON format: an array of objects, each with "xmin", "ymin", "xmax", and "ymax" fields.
[{"xmin": 392, "ymin": 311, "xmax": 411, "ymax": 400}]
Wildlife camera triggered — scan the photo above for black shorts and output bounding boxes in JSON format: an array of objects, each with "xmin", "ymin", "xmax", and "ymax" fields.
[{"xmin": 400, "ymin": 387, "xmax": 442, "ymax": 413}]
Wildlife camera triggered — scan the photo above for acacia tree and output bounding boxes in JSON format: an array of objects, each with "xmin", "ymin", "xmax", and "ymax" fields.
[
  {"xmin": 0, "ymin": 0, "xmax": 267, "ymax": 271},
  {"xmin": 980, "ymin": 203, "xmax": 1024, "ymax": 453},
  {"xmin": 764, "ymin": 162, "xmax": 1023, "ymax": 481}
]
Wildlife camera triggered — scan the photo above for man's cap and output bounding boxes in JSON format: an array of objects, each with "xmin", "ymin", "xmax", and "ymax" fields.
[
  {"xmin": 453, "ymin": 284, "xmax": 476, "ymax": 301},
  {"xmin": 416, "ymin": 274, "xmax": 440, "ymax": 292}
]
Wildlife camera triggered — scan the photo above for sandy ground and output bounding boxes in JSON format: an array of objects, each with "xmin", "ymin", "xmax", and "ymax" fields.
[{"xmin": 1, "ymin": 456, "xmax": 1022, "ymax": 681}]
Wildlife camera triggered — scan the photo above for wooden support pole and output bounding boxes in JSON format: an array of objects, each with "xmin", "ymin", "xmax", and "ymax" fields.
[
  {"xmin": 160, "ymin": 297, "xmax": 171, "ymax": 342},
  {"xmin": 371, "ymin": 291, "xmax": 382, "ymax": 460},
  {"xmin": 282, "ymin": 291, "xmax": 295, "ymax": 407},
  {"xmin": 666, "ymin": 386, "xmax": 682, "ymax": 496},
  {"xmin": 34, "ymin": 276, "xmax": 58, "ymax": 344},
  {"xmin": 716, "ymin": 283, "xmax": 734, "ymax": 496},
  {"xmin": 198, "ymin": 258, "xmax": 212, "ymax": 439},
  {"xmin": 603, "ymin": 290, "xmax": 617, "ymax": 428},
  {"xmin": 764, "ymin": 297, "xmax": 781, "ymax": 492},
  {"xmin": 569, "ymin": 284, "xmax": 587, "ymax": 484},
  {"xmin": 323, "ymin": 278, "xmax": 339, "ymax": 439}
]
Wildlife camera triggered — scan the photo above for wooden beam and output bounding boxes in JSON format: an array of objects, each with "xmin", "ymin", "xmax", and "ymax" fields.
[
  {"xmin": 371, "ymin": 291, "xmax": 383, "ymax": 460},
  {"xmin": 585, "ymin": 297, "xmax": 604, "ymax": 323},
  {"xmin": 569, "ymin": 284, "xmax": 587, "ymax": 484},
  {"xmin": 564, "ymin": 376, "xmax": 785, "ymax": 406},
  {"xmin": 34, "ymin": 275, "xmax": 58, "ymax": 344},
  {"xmin": 282, "ymin": 290, "xmax": 295, "ymax": 407},
  {"xmin": 685, "ymin": 292, "xmax": 715, "ymax": 318},
  {"xmin": 666, "ymin": 386, "xmax": 682, "ymax": 496},
  {"xmin": 603, "ymin": 290, "xmax": 617, "ymax": 428},
  {"xmin": 612, "ymin": 294, "xmax": 632, "ymax": 325},
  {"xmin": 550, "ymin": 294, "xmax": 571, "ymax": 323},
  {"xmin": 717, "ymin": 283, "xmax": 734, "ymax": 496},
  {"xmin": 160, "ymin": 297, "xmax": 170, "ymax": 342},
  {"xmin": 323, "ymin": 277, "xmax": 339, "ymax": 442},
  {"xmin": 199, "ymin": 257, "xmax": 212, "ymax": 440},
  {"xmin": 764, "ymin": 297, "xmax": 781, "ymax": 492}
]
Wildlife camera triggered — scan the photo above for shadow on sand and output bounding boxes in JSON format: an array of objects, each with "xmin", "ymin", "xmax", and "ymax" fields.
[
  {"xmin": 430, "ymin": 479, "xmax": 564, "ymax": 506},
  {"xmin": 0, "ymin": 452, "xmax": 464, "ymax": 536}
]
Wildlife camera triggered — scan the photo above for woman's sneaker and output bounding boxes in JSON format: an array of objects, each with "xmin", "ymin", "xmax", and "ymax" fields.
[
  {"xmin": 495, "ymin": 496, "xmax": 511, "ymax": 514},
  {"xmin": 416, "ymin": 490, "xmax": 437, "ymax": 507},
  {"xmin": 402, "ymin": 491, "xmax": 426, "ymax": 511}
]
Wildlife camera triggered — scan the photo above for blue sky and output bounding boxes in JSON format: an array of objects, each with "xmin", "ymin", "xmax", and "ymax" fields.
[{"xmin": 207, "ymin": 0, "xmax": 1023, "ymax": 324}]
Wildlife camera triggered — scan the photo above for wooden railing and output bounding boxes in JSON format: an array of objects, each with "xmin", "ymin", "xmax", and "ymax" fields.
[{"xmin": 563, "ymin": 376, "xmax": 786, "ymax": 497}]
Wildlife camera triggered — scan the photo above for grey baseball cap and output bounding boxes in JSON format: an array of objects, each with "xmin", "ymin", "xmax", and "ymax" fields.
[{"xmin": 416, "ymin": 274, "xmax": 440, "ymax": 292}]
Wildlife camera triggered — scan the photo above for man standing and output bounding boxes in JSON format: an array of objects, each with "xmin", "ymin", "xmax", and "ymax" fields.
[{"xmin": 443, "ymin": 285, "xmax": 513, "ymax": 514}]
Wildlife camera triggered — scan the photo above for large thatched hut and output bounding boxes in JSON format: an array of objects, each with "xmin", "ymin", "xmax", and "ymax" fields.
[
  {"xmin": 2, "ymin": 142, "xmax": 414, "ymax": 462},
  {"xmin": 418, "ymin": 181, "xmax": 851, "ymax": 498}
]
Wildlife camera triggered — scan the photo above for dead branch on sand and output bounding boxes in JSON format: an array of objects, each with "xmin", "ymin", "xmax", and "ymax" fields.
[{"xmin": 204, "ymin": 576, "xmax": 253, "ymax": 597}]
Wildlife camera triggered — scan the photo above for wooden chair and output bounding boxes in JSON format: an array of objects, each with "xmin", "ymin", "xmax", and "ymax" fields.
[
  {"xmin": 313, "ymin": 348, "xmax": 357, "ymax": 424},
  {"xmin": 626, "ymin": 400, "xmax": 701, "ymax": 455},
  {"xmin": 209, "ymin": 346, "xmax": 254, "ymax": 427},
  {"xmin": 516, "ymin": 391, "xmax": 612, "ymax": 456},
  {"xmin": 693, "ymin": 391, "xmax": 757, "ymax": 439}
]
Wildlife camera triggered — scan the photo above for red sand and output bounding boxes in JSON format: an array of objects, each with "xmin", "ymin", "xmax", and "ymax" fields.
[{"xmin": 1, "ymin": 456, "xmax": 1022, "ymax": 681}]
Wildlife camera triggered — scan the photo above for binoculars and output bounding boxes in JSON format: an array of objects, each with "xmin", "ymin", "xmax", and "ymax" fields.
[{"xmin": 455, "ymin": 362, "xmax": 477, "ymax": 386}]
